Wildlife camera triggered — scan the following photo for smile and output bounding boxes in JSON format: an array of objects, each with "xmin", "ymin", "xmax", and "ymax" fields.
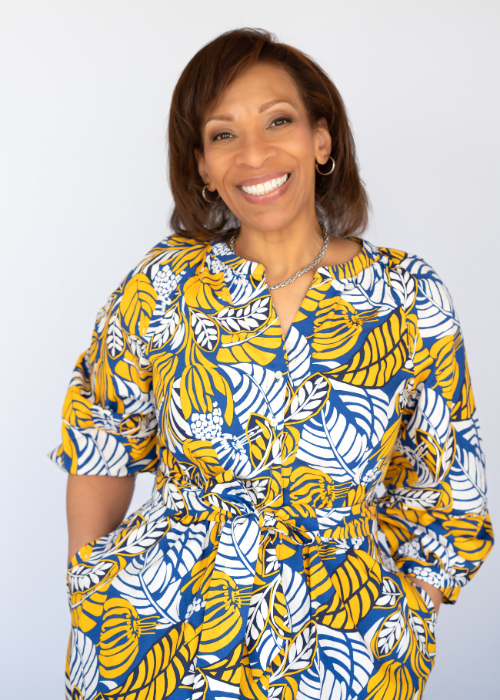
[{"xmin": 241, "ymin": 173, "xmax": 290, "ymax": 196}]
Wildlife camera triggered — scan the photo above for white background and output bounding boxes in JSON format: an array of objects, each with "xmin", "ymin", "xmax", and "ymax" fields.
[{"xmin": 1, "ymin": 1, "xmax": 498, "ymax": 696}]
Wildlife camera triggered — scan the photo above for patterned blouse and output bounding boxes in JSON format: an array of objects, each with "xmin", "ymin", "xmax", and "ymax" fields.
[{"xmin": 52, "ymin": 234, "xmax": 493, "ymax": 700}]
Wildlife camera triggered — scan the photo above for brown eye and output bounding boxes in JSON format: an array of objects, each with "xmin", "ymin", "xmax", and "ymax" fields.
[
  {"xmin": 213, "ymin": 132, "xmax": 233, "ymax": 141},
  {"xmin": 270, "ymin": 117, "xmax": 291, "ymax": 128}
]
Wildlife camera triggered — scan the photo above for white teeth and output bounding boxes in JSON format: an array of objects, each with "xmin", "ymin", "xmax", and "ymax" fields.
[{"xmin": 241, "ymin": 173, "xmax": 289, "ymax": 195}]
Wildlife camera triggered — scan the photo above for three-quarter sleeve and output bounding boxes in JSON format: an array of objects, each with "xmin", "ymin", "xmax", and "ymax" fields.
[
  {"xmin": 50, "ymin": 275, "xmax": 158, "ymax": 476},
  {"xmin": 376, "ymin": 256, "xmax": 494, "ymax": 603}
]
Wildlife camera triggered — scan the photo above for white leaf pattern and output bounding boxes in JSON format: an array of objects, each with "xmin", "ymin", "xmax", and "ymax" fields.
[{"xmin": 53, "ymin": 234, "xmax": 491, "ymax": 698}]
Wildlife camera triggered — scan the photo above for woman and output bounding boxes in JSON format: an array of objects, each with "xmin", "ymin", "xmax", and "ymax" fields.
[{"xmin": 53, "ymin": 28, "xmax": 493, "ymax": 700}]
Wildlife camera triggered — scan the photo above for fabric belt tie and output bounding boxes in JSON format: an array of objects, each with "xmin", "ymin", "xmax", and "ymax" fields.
[{"xmin": 158, "ymin": 471, "xmax": 380, "ymax": 680}]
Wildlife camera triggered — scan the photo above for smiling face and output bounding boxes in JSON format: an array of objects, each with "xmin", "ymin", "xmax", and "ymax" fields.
[{"xmin": 196, "ymin": 62, "xmax": 332, "ymax": 234}]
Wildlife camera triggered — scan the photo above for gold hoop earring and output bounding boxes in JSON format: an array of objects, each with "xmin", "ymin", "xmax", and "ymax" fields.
[
  {"xmin": 315, "ymin": 156, "xmax": 335, "ymax": 176},
  {"xmin": 202, "ymin": 185, "xmax": 220, "ymax": 202}
]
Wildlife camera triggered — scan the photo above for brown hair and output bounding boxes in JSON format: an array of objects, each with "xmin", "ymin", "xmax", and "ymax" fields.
[{"xmin": 168, "ymin": 28, "xmax": 369, "ymax": 241}]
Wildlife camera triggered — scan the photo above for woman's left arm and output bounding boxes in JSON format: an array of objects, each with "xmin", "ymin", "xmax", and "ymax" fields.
[{"xmin": 377, "ymin": 255, "xmax": 494, "ymax": 611}]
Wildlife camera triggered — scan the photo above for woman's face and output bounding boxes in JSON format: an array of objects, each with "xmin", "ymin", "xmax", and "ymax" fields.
[{"xmin": 196, "ymin": 62, "xmax": 331, "ymax": 233}]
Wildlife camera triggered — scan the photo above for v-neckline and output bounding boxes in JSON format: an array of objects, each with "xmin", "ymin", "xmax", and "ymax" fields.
[
  {"xmin": 268, "ymin": 269, "xmax": 324, "ymax": 343},
  {"xmin": 208, "ymin": 236, "xmax": 379, "ymax": 342}
]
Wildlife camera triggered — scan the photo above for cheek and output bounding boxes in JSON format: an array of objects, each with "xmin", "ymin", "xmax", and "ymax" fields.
[
  {"xmin": 203, "ymin": 148, "xmax": 232, "ymax": 189},
  {"xmin": 287, "ymin": 124, "xmax": 317, "ymax": 164}
]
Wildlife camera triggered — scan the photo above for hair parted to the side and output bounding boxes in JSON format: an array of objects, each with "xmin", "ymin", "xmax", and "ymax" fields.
[{"xmin": 168, "ymin": 28, "xmax": 369, "ymax": 241}]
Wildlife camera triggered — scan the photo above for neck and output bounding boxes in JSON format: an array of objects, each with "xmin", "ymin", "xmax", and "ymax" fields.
[{"xmin": 234, "ymin": 209, "xmax": 324, "ymax": 284}]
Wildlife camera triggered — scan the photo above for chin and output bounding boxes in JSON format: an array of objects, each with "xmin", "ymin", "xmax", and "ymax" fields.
[{"xmin": 239, "ymin": 204, "xmax": 306, "ymax": 234}]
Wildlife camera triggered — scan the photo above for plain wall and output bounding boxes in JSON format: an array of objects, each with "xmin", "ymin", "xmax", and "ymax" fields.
[{"xmin": 1, "ymin": 1, "xmax": 498, "ymax": 696}]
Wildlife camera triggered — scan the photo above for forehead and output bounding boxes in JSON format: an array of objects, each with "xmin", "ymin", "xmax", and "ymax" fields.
[{"xmin": 208, "ymin": 63, "xmax": 303, "ymax": 115}]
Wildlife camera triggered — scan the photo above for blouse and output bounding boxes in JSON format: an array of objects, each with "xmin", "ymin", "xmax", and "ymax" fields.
[{"xmin": 51, "ymin": 234, "xmax": 493, "ymax": 700}]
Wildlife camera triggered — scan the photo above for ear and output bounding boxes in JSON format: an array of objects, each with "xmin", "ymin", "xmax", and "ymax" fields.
[
  {"xmin": 195, "ymin": 148, "xmax": 212, "ymax": 188},
  {"xmin": 313, "ymin": 117, "xmax": 332, "ymax": 165}
]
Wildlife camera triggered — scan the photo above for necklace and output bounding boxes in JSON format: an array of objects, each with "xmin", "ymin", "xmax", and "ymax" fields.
[{"xmin": 228, "ymin": 226, "xmax": 330, "ymax": 290}]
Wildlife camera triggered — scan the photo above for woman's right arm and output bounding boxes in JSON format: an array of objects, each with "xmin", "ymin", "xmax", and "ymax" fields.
[
  {"xmin": 66, "ymin": 474, "xmax": 135, "ymax": 565},
  {"xmin": 50, "ymin": 274, "xmax": 160, "ymax": 565}
]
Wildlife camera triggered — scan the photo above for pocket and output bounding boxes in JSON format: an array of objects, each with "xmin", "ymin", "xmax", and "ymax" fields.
[
  {"xmin": 67, "ymin": 532, "xmax": 107, "ymax": 572},
  {"xmin": 409, "ymin": 580, "xmax": 437, "ymax": 617},
  {"xmin": 407, "ymin": 579, "xmax": 438, "ymax": 669}
]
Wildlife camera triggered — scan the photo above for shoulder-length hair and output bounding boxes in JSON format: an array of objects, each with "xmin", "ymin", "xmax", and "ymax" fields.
[{"xmin": 168, "ymin": 28, "xmax": 369, "ymax": 241}]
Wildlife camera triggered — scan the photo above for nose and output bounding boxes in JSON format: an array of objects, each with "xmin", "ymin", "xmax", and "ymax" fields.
[{"xmin": 236, "ymin": 129, "xmax": 277, "ymax": 170}]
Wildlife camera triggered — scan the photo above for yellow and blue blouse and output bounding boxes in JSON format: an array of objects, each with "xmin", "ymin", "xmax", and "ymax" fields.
[{"xmin": 51, "ymin": 234, "xmax": 493, "ymax": 700}]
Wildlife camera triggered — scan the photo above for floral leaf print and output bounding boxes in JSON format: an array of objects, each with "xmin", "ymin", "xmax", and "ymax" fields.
[
  {"xmin": 374, "ymin": 609, "xmax": 406, "ymax": 657},
  {"xmin": 319, "ymin": 550, "xmax": 382, "ymax": 629},
  {"xmin": 215, "ymin": 517, "xmax": 261, "ymax": 587},
  {"xmin": 414, "ymin": 425, "xmax": 456, "ymax": 483},
  {"xmin": 183, "ymin": 440, "xmax": 223, "ymax": 481},
  {"xmin": 285, "ymin": 374, "xmax": 330, "ymax": 424},
  {"xmin": 388, "ymin": 268, "xmax": 417, "ymax": 313},
  {"xmin": 69, "ymin": 629, "xmax": 100, "ymax": 700},
  {"xmin": 100, "ymin": 621, "xmax": 199, "ymax": 700},
  {"xmin": 246, "ymin": 413, "xmax": 275, "ymax": 470},
  {"xmin": 388, "ymin": 487, "xmax": 442, "ymax": 510},
  {"xmin": 119, "ymin": 272, "xmax": 158, "ymax": 336},
  {"xmin": 140, "ymin": 235, "xmax": 208, "ymax": 277},
  {"xmin": 246, "ymin": 585, "xmax": 272, "ymax": 652},
  {"xmin": 52, "ymin": 234, "xmax": 493, "ymax": 698},
  {"xmin": 429, "ymin": 331, "xmax": 463, "ymax": 404},
  {"xmin": 98, "ymin": 598, "xmax": 159, "ymax": 679},
  {"xmin": 407, "ymin": 386, "xmax": 450, "ymax": 447},
  {"xmin": 413, "ymin": 273, "xmax": 458, "ymax": 340},
  {"xmin": 95, "ymin": 294, "xmax": 116, "ymax": 335},
  {"xmin": 216, "ymin": 321, "xmax": 283, "ymax": 365},
  {"xmin": 315, "ymin": 625, "xmax": 374, "ymax": 698},
  {"xmin": 151, "ymin": 307, "xmax": 181, "ymax": 349},
  {"xmin": 279, "ymin": 621, "xmax": 318, "ymax": 676},
  {"xmin": 298, "ymin": 380, "xmax": 395, "ymax": 483},
  {"xmin": 337, "ymin": 266, "xmax": 399, "ymax": 316},
  {"xmin": 451, "ymin": 353, "xmax": 476, "ymax": 421},
  {"xmin": 330, "ymin": 308, "xmax": 409, "ymax": 387},
  {"xmin": 448, "ymin": 417, "xmax": 487, "ymax": 512},
  {"xmin": 297, "ymin": 398, "xmax": 367, "ymax": 483},
  {"xmin": 289, "ymin": 466, "xmax": 351, "ymax": 509},
  {"xmin": 215, "ymin": 296, "xmax": 271, "ymax": 333},
  {"xmin": 166, "ymin": 381, "xmax": 193, "ymax": 450},
  {"xmin": 183, "ymin": 267, "xmax": 231, "ymax": 312},
  {"xmin": 106, "ymin": 312, "xmax": 125, "ymax": 358},
  {"xmin": 281, "ymin": 564, "xmax": 311, "ymax": 634},
  {"xmin": 113, "ymin": 524, "xmax": 206, "ymax": 621},
  {"xmin": 152, "ymin": 353, "xmax": 178, "ymax": 406},
  {"xmin": 285, "ymin": 326, "xmax": 311, "ymax": 387},
  {"xmin": 407, "ymin": 611, "xmax": 429, "ymax": 658},
  {"xmin": 63, "ymin": 426, "xmax": 129, "ymax": 475},
  {"xmin": 198, "ymin": 571, "xmax": 253, "ymax": 655},
  {"xmin": 179, "ymin": 363, "xmax": 234, "ymax": 426},
  {"xmin": 190, "ymin": 309, "xmax": 219, "ymax": 351},
  {"xmin": 312, "ymin": 297, "xmax": 379, "ymax": 361},
  {"xmin": 375, "ymin": 577, "xmax": 403, "ymax": 608},
  {"xmin": 190, "ymin": 670, "xmax": 208, "ymax": 700},
  {"xmin": 221, "ymin": 363, "xmax": 286, "ymax": 426},
  {"xmin": 364, "ymin": 660, "xmax": 414, "ymax": 700}
]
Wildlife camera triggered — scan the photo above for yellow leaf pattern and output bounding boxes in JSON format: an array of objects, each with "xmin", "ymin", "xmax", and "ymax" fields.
[{"xmin": 51, "ymin": 235, "xmax": 492, "ymax": 699}]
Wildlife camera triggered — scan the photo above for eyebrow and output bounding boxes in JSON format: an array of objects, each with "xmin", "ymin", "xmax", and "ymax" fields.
[{"xmin": 205, "ymin": 99, "xmax": 297, "ymax": 125}]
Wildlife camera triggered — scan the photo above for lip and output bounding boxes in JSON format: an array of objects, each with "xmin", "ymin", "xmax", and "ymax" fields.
[
  {"xmin": 237, "ymin": 171, "xmax": 289, "ymax": 187},
  {"xmin": 237, "ymin": 172, "xmax": 292, "ymax": 205}
]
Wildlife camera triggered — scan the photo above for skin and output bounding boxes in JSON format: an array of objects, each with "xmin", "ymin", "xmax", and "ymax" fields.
[
  {"xmin": 67, "ymin": 61, "xmax": 441, "ymax": 614},
  {"xmin": 67, "ymin": 474, "xmax": 134, "ymax": 565}
]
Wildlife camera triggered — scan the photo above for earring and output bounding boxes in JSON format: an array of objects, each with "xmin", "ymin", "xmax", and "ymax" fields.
[
  {"xmin": 315, "ymin": 156, "xmax": 335, "ymax": 176},
  {"xmin": 202, "ymin": 185, "xmax": 221, "ymax": 202}
]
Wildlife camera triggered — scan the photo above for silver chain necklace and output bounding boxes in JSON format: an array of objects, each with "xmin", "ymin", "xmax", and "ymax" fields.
[{"xmin": 228, "ymin": 226, "xmax": 330, "ymax": 290}]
